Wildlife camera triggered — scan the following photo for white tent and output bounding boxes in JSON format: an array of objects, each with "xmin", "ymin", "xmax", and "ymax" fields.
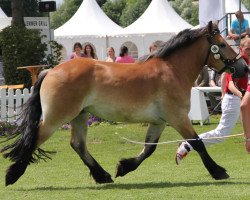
[
  {"xmin": 199, "ymin": 0, "xmax": 225, "ymax": 27},
  {"xmin": 117, "ymin": 0, "xmax": 193, "ymax": 35},
  {"xmin": 54, "ymin": 0, "xmax": 123, "ymax": 60},
  {"xmin": 109, "ymin": 0, "xmax": 193, "ymax": 58},
  {"xmin": 0, "ymin": 7, "xmax": 11, "ymax": 32},
  {"xmin": 54, "ymin": 0, "xmax": 122, "ymax": 36},
  {"xmin": 0, "ymin": 6, "xmax": 7, "ymax": 18}
]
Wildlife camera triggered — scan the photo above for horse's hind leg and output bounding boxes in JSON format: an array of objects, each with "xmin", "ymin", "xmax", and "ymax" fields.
[
  {"xmin": 70, "ymin": 111, "xmax": 113, "ymax": 184},
  {"xmin": 115, "ymin": 123, "xmax": 165, "ymax": 178},
  {"xmin": 188, "ymin": 138, "xmax": 229, "ymax": 180},
  {"xmin": 173, "ymin": 116, "xmax": 229, "ymax": 180}
]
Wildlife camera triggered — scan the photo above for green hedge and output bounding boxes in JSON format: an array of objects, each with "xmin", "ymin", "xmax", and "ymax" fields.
[{"xmin": 0, "ymin": 26, "xmax": 62, "ymax": 87}]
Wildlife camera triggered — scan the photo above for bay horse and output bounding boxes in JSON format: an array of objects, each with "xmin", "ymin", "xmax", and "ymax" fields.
[{"xmin": 1, "ymin": 22, "xmax": 248, "ymax": 186}]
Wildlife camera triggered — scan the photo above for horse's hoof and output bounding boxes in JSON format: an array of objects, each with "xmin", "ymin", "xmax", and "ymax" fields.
[
  {"xmin": 91, "ymin": 170, "xmax": 114, "ymax": 184},
  {"xmin": 212, "ymin": 171, "xmax": 230, "ymax": 180},
  {"xmin": 211, "ymin": 166, "xmax": 230, "ymax": 180},
  {"xmin": 115, "ymin": 158, "xmax": 138, "ymax": 178},
  {"xmin": 98, "ymin": 174, "xmax": 114, "ymax": 184},
  {"xmin": 96, "ymin": 177, "xmax": 114, "ymax": 184},
  {"xmin": 115, "ymin": 162, "xmax": 125, "ymax": 177}
]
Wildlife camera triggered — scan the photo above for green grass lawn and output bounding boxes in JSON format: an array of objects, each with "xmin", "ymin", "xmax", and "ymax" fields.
[{"xmin": 0, "ymin": 115, "xmax": 250, "ymax": 200}]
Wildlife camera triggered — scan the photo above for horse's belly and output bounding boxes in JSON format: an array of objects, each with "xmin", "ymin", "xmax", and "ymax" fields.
[{"xmin": 86, "ymin": 102, "xmax": 165, "ymax": 123}]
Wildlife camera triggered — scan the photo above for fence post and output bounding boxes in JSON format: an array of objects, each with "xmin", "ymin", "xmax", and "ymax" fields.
[{"xmin": 0, "ymin": 88, "xmax": 32, "ymax": 123}]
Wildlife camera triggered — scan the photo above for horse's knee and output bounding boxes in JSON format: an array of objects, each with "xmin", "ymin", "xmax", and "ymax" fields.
[{"xmin": 70, "ymin": 139, "xmax": 85, "ymax": 154}]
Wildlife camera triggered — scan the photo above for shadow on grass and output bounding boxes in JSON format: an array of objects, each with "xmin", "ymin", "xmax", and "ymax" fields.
[{"xmin": 15, "ymin": 180, "xmax": 250, "ymax": 191}]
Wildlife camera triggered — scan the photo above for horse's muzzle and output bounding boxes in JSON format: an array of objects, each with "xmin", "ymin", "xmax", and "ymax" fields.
[{"xmin": 229, "ymin": 65, "xmax": 249, "ymax": 78}]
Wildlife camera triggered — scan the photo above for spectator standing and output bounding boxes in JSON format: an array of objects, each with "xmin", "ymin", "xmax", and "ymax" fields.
[
  {"xmin": 84, "ymin": 43, "xmax": 98, "ymax": 59},
  {"xmin": 149, "ymin": 42, "xmax": 158, "ymax": 53},
  {"xmin": 70, "ymin": 42, "xmax": 85, "ymax": 59},
  {"xmin": 115, "ymin": 46, "xmax": 134, "ymax": 63},
  {"xmin": 105, "ymin": 47, "xmax": 116, "ymax": 62}
]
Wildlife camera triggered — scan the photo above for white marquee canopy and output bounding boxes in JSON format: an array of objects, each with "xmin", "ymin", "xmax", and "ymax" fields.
[
  {"xmin": 108, "ymin": 0, "xmax": 193, "ymax": 58},
  {"xmin": 115, "ymin": 0, "xmax": 193, "ymax": 36},
  {"xmin": 55, "ymin": 0, "xmax": 194, "ymax": 60},
  {"xmin": 54, "ymin": 0, "xmax": 123, "ymax": 37},
  {"xmin": 0, "ymin": 6, "xmax": 7, "ymax": 18},
  {"xmin": 54, "ymin": 0, "xmax": 124, "ymax": 60},
  {"xmin": 0, "ymin": 7, "xmax": 11, "ymax": 32}
]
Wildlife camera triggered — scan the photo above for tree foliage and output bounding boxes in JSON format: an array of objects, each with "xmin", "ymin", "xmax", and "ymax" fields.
[
  {"xmin": 96, "ymin": 0, "xmax": 106, "ymax": 7},
  {"xmin": 243, "ymin": 0, "xmax": 250, "ymax": 11},
  {"xmin": 51, "ymin": 0, "xmax": 107, "ymax": 29},
  {"xmin": 0, "ymin": 0, "xmax": 62, "ymax": 86},
  {"xmin": 119, "ymin": 0, "xmax": 151, "ymax": 27},
  {"xmin": 170, "ymin": 0, "xmax": 198, "ymax": 26},
  {"xmin": 50, "ymin": 0, "xmax": 80, "ymax": 29},
  {"xmin": 0, "ymin": 0, "xmax": 40, "ymax": 18},
  {"xmin": 0, "ymin": 27, "xmax": 47, "ymax": 86},
  {"xmin": 11, "ymin": 0, "xmax": 25, "ymax": 26},
  {"xmin": 23, "ymin": 0, "xmax": 41, "ymax": 17},
  {"xmin": 102, "ymin": 0, "xmax": 126, "ymax": 25}
]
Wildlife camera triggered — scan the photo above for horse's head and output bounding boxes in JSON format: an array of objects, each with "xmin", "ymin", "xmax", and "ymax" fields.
[{"xmin": 204, "ymin": 21, "xmax": 249, "ymax": 77}]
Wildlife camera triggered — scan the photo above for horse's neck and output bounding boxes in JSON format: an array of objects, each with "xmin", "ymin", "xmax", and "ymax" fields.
[{"xmin": 168, "ymin": 37, "xmax": 209, "ymax": 86}]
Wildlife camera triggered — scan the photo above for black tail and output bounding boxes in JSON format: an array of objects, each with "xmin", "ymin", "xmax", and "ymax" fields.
[{"xmin": 0, "ymin": 70, "xmax": 52, "ymax": 186}]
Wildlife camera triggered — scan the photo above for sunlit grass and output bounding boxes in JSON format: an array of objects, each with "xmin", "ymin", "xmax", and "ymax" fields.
[{"xmin": 0, "ymin": 115, "xmax": 249, "ymax": 200}]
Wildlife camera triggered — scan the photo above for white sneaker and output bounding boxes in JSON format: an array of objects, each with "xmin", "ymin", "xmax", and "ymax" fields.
[{"xmin": 175, "ymin": 142, "xmax": 191, "ymax": 165}]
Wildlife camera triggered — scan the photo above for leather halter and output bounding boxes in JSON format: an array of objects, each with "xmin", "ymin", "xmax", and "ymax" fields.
[{"xmin": 204, "ymin": 29, "xmax": 241, "ymax": 74}]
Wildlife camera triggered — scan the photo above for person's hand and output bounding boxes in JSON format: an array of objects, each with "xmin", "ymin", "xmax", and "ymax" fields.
[
  {"xmin": 236, "ymin": 91, "xmax": 243, "ymax": 99},
  {"xmin": 231, "ymin": 34, "xmax": 240, "ymax": 40}
]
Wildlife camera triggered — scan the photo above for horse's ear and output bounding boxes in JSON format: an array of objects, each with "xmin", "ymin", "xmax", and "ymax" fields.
[{"xmin": 208, "ymin": 21, "xmax": 213, "ymax": 33}]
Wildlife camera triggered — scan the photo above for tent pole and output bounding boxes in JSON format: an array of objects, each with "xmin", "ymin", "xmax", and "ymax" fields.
[{"xmin": 105, "ymin": 35, "xmax": 109, "ymax": 60}]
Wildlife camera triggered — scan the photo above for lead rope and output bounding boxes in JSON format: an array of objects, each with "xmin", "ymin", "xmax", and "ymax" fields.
[{"xmin": 115, "ymin": 132, "xmax": 244, "ymax": 145}]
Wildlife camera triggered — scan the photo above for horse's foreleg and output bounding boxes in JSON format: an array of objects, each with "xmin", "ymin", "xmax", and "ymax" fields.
[
  {"xmin": 70, "ymin": 111, "xmax": 113, "ymax": 184},
  {"xmin": 173, "ymin": 117, "xmax": 229, "ymax": 180},
  {"xmin": 115, "ymin": 123, "xmax": 165, "ymax": 178}
]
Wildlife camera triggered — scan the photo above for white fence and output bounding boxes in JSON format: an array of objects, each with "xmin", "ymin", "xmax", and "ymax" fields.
[{"xmin": 0, "ymin": 88, "xmax": 32, "ymax": 123}]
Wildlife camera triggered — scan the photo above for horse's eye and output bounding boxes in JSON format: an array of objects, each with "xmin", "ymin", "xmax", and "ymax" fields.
[{"xmin": 219, "ymin": 43, "xmax": 226, "ymax": 48}]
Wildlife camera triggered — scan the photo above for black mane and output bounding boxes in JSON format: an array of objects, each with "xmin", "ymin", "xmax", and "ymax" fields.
[{"xmin": 139, "ymin": 27, "xmax": 208, "ymax": 62}]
